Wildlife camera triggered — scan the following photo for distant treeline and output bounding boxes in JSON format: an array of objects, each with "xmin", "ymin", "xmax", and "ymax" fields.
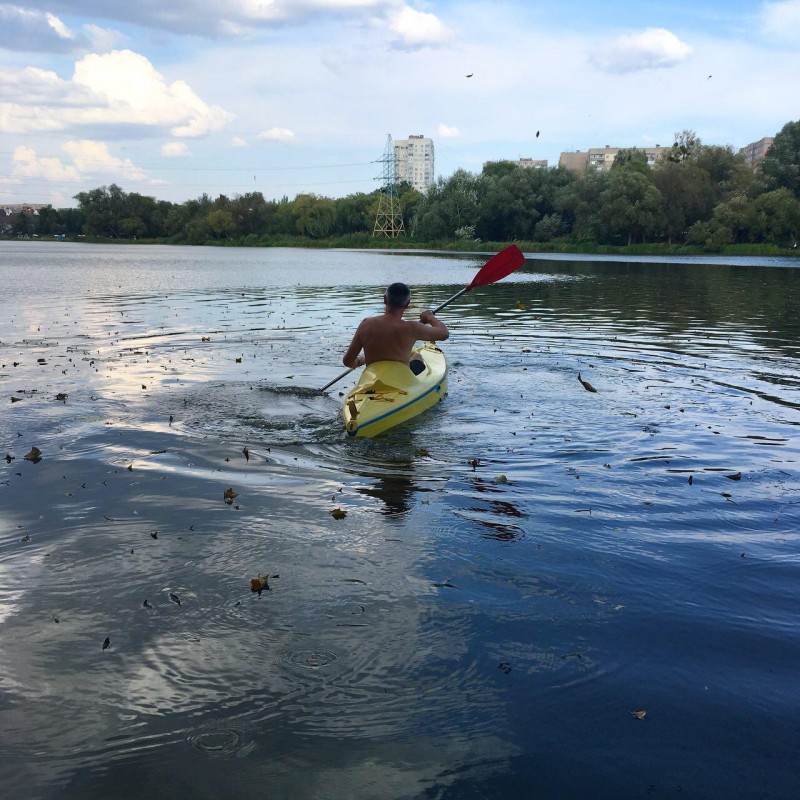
[{"xmin": 4, "ymin": 120, "xmax": 800, "ymax": 252}]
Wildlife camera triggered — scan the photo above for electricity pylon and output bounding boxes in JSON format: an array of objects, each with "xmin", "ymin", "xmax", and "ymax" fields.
[{"xmin": 373, "ymin": 134, "xmax": 405, "ymax": 237}]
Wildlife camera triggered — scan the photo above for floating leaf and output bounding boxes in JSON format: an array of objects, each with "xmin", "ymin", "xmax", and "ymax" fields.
[
  {"xmin": 102, "ymin": 637, "xmax": 111, "ymax": 650},
  {"xmin": 631, "ymin": 710, "xmax": 647, "ymax": 720},
  {"xmin": 494, "ymin": 475, "xmax": 508, "ymax": 484},
  {"xmin": 250, "ymin": 573, "xmax": 275, "ymax": 592},
  {"xmin": 223, "ymin": 487, "xmax": 238, "ymax": 504},
  {"xmin": 24, "ymin": 447, "xmax": 42, "ymax": 463},
  {"xmin": 516, "ymin": 301, "xmax": 526, "ymax": 311},
  {"xmin": 330, "ymin": 507, "xmax": 346, "ymax": 520}
]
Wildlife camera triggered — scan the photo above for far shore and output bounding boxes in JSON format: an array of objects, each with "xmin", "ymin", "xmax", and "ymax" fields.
[{"xmin": 3, "ymin": 234, "xmax": 799, "ymax": 259}]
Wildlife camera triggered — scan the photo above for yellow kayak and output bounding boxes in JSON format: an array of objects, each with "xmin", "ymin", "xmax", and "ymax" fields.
[{"xmin": 342, "ymin": 344, "xmax": 448, "ymax": 438}]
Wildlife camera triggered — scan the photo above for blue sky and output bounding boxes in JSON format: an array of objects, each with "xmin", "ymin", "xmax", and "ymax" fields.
[{"xmin": 1, "ymin": 0, "xmax": 798, "ymax": 207}]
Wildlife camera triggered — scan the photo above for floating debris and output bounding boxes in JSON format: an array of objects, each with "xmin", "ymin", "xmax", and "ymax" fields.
[
  {"xmin": 498, "ymin": 662, "xmax": 512, "ymax": 674},
  {"xmin": 631, "ymin": 710, "xmax": 647, "ymax": 720},
  {"xmin": 24, "ymin": 447, "xmax": 42, "ymax": 463},
  {"xmin": 493, "ymin": 475, "xmax": 508, "ymax": 484},
  {"xmin": 242, "ymin": 446, "xmax": 249, "ymax": 463},
  {"xmin": 577, "ymin": 373, "xmax": 597, "ymax": 393},
  {"xmin": 102, "ymin": 637, "xmax": 111, "ymax": 650},
  {"xmin": 250, "ymin": 573, "xmax": 278, "ymax": 593},
  {"xmin": 725, "ymin": 472, "xmax": 742, "ymax": 481},
  {"xmin": 150, "ymin": 531, "xmax": 158, "ymax": 539},
  {"xmin": 55, "ymin": 393, "xmax": 68, "ymax": 402},
  {"xmin": 330, "ymin": 507, "xmax": 346, "ymax": 520},
  {"xmin": 169, "ymin": 593, "xmax": 181, "ymax": 606},
  {"xmin": 223, "ymin": 487, "xmax": 238, "ymax": 504},
  {"xmin": 143, "ymin": 600, "xmax": 152, "ymax": 609}
]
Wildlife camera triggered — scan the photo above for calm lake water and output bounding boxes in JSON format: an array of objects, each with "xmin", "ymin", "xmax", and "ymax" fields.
[{"xmin": 1, "ymin": 242, "xmax": 799, "ymax": 800}]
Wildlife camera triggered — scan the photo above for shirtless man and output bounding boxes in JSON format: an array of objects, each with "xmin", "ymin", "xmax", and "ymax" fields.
[{"xmin": 343, "ymin": 282, "xmax": 449, "ymax": 375}]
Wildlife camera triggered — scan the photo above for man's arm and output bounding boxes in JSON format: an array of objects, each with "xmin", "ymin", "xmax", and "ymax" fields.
[
  {"xmin": 417, "ymin": 310, "xmax": 449, "ymax": 342},
  {"xmin": 343, "ymin": 323, "xmax": 367, "ymax": 368}
]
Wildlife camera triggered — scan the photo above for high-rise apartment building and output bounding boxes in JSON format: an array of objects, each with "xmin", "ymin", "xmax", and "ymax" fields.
[
  {"xmin": 394, "ymin": 135, "xmax": 435, "ymax": 193},
  {"xmin": 739, "ymin": 137, "xmax": 774, "ymax": 168}
]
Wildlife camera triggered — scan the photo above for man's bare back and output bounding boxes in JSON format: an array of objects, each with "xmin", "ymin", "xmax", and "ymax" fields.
[{"xmin": 343, "ymin": 283, "xmax": 449, "ymax": 370}]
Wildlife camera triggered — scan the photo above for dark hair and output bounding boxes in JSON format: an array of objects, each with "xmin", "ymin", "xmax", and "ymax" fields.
[{"xmin": 385, "ymin": 282, "xmax": 411, "ymax": 309}]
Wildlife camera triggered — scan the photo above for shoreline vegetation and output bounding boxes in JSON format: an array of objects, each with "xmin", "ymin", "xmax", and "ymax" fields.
[{"xmin": 3, "ymin": 121, "xmax": 800, "ymax": 257}]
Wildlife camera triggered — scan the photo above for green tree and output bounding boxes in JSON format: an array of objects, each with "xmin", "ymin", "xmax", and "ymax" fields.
[
  {"xmin": 708, "ymin": 193, "xmax": 760, "ymax": 243},
  {"xmin": 612, "ymin": 147, "xmax": 650, "ymax": 174},
  {"xmin": 754, "ymin": 188, "xmax": 800, "ymax": 246},
  {"xmin": 761, "ymin": 119, "xmax": 800, "ymax": 197},
  {"xmin": 207, "ymin": 209, "xmax": 235, "ymax": 239},
  {"xmin": 598, "ymin": 169, "xmax": 663, "ymax": 244},
  {"xmin": 554, "ymin": 170, "xmax": 609, "ymax": 242},
  {"xmin": 293, "ymin": 194, "xmax": 336, "ymax": 238},
  {"xmin": 666, "ymin": 129, "xmax": 700, "ymax": 163},
  {"xmin": 652, "ymin": 160, "xmax": 715, "ymax": 243},
  {"xmin": 413, "ymin": 170, "xmax": 480, "ymax": 240}
]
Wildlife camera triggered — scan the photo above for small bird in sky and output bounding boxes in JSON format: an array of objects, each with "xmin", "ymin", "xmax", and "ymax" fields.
[
  {"xmin": 707, "ymin": 74, "xmax": 712, "ymax": 79},
  {"xmin": 466, "ymin": 73, "xmax": 473, "ymax": 78},
  {"xmin": 536, "ymin": 130, "xmax": 540, "ymax": 138}
]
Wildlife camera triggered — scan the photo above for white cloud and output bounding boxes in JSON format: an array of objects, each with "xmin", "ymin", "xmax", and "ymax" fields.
[
  {"xmin": 82, "ymin": 23, "xmax": 126, "ymax": 52},
  {"xmin": 17, "ymin": 0, "xmax": 397, "ymax": 37},
  {"xmin": 161, "ymin": 141, "xmax": 191, "ymax": 157},
  {"xmin": 437, "ymin": 123, "xmax": 460, "ymax": 139},
  {"xmin": 590, "ymin": 28, "xmax": 693, "ymax": 74},
  {"xmin": 62, "ymin": 140, "xmax": 150, "ymax": 180},
  {"xmin": 760, "ymin": 0, "xmax": 800, "ymax": 40},
  {"xmin": 257, "ymin": 127, "xmax": 296, "ymax": 142},
  {"xmin": 0, "ymin": 50, "xmax": 233, "ymax": 138},
  {"xmin": 231, "ymin": 136, "xmax": 248, "ymax": 147},
  {"xmin": 0, "ymin": 5, "xmax": 85, "ymax": 52},
  {"xmin": 9, "ymin": 145, "xmax": 81, "ymax": 181},
  {"xmin": 389, "ymin": 5, "xmax": 453, "ymax": 49},
  {"xmin": 3, "ymin": 140, "xmax": 151, "ymax": 189}
]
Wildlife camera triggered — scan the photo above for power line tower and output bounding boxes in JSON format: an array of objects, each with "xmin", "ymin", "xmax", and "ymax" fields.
[{"xmin": 373, "ymin": 134, "xmax": 405, "ymax": 238}]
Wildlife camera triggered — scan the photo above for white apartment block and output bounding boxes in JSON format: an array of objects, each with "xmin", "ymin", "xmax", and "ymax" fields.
[{"xmin": 394, "ymin": 135, "xmax": 435, "ymax": 193}]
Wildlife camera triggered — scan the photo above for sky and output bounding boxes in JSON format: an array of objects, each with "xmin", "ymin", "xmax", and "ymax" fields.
[{"xmin": 1, "ymin": 0, "xmax": 799, "ymax": 208}]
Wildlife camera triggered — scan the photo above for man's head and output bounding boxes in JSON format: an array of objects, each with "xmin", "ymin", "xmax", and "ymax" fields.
[{"xmin": 384, "ymin": 282, "xmax": 411, "ymax": 310}]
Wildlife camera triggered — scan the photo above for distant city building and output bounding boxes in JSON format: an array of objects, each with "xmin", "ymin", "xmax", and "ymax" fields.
[
  {"xmin": 394, "ymin": 135, "xmax": 434, "ymax": 193},
  {"xmin": 559, "ymin": 146, "xmax": 669, "ymax": 174},
  {"xmin": 739, "ymin": 137, "xmax": 774, "ymax": 168},
  {"xmin": 1, "ymin": 203, "xmax": 47, "ymax": 215}
]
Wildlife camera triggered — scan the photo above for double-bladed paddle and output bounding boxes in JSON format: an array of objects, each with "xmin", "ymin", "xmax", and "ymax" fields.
[{"xmin": 319, "ymin": 244, "xmax": 526, "ymax": 392}]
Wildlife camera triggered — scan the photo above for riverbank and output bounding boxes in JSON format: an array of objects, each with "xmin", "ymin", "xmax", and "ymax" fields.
[{"xmin": 4, "ymin": 233, "xmax": 799, "ymax": 258}]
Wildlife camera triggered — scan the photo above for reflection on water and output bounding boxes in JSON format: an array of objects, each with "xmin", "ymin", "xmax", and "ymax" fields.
[{"xmin": 0, "ymin": 243, "xmax": 799, "ymax": 800}]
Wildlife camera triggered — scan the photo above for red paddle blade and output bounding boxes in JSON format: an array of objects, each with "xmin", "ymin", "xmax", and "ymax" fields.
[{"xmin": 467, "ymin": 244, "xmax": 525, "ymax": 290}]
